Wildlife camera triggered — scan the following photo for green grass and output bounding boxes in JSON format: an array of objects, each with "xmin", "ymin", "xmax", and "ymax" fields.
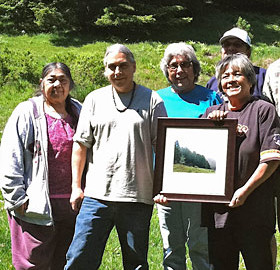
[
  {"xmin": 1, "ymin": 198, "xmax": 280, "ymax": 270},
  {"xmin": 0, "ymin": 195, "xmax": 13, "ymax": 270},
  {"xmin": 173, "ymin": 164, "xmax": 215, "ymax": 173}
]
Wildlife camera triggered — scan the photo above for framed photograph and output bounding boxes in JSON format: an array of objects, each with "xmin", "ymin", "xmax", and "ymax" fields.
[{"xmin": 153, "ymin": 117, "xmax": 237, "ymax": 203}]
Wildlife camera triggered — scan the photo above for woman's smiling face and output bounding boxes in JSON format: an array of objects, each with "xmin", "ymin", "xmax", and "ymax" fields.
[
  {"xmin": 167, "ymin": 55, "xmax": 195, "ymax": 93},
  {"xmin": 221, "ymin": 64, "xmax": 252, "ymax": 100},
  {"xmin": 41, "ymin": 68, "xmax": 71, "ymax": 105}
]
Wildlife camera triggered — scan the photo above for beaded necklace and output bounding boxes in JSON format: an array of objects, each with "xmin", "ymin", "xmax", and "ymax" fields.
[{"xmin": 112, "ymin": 82, "xmax": 136, "ymax": 112}]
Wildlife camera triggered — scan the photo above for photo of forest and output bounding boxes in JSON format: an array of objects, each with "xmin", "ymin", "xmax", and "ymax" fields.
[{"xmin": 173, "ymin": 140, "xmax": 216, "ymax": 173}]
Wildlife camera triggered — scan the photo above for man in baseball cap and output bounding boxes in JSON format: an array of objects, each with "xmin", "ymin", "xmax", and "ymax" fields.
[
  {"xmin": 220, "ymin": 27, "xmax": 251, "ymax": 58},
  {"xmin": 206, "ymin": 27, "xmax": 266, "ymax": 97}
]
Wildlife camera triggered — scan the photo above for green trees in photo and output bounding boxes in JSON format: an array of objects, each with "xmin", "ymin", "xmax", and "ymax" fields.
[{"xmin": 174, "ymin": 140, "xmax": 212, "ymax": 170}]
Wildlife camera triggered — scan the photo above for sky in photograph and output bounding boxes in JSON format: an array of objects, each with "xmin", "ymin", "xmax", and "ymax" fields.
[{"xmin": 170, "ymin": 127, "xmax": 228, "ymax": 160}]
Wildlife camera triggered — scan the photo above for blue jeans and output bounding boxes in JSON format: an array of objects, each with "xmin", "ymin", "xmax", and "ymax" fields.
[
  {"xmin": 157, "ymin": 202, "xmax": 212, "ymax": 270},
  {"xmin": 65, "ymin": 197, "xmax": 153, "ymax": 270}
]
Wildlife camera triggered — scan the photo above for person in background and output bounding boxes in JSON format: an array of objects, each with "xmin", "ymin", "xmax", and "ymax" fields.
[
  {"xmin": 202, "ymin": 53, "xmax": 280, "ymax": 270},
  {"xmin": 207, "ymin": 31, "xmax": 275, "ymax": 266},
  {"xmin": 206, "ymin": 27, "xmax": 266, "ymax": 98},
  {"xmin": 0, "ymin": 62, "xmax": 82, "ymax": 269},
  {"xmin": 64, "ymin": 44, "xmax": 167, "ymax": 270},
  {"xmin": 154, "ymin": 42, "xmax": 221, "ymax": 270},
  {"xmin": 263, "ymin": 57, "xmax": 280, "ymax": 269},
  {"xmin": 263, "ymin": 58, "xmax": 280, "ymax": 111}
]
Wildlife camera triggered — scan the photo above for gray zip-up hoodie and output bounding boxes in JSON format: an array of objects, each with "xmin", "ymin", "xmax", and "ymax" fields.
[{"xmin": 0, "ymin": 95, "xmax": 81, "ymax": 225}]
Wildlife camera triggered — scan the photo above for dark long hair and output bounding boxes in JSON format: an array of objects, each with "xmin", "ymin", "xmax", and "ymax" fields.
[{"xmin": 37, "ymin": 62, "xmax": 79, "ymax": 129}]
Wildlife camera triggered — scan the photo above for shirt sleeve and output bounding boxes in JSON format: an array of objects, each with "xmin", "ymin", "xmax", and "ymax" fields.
[
  {"xmin": 150, "ymin": 93, "xmax": 167, "ymax": 149},
  {"xmin": 262, "ymin": 68, "xmax": 274, "ymax": 104},
  {"xmin": 73, "ymin": 94, "xmax": 95, "ymax": 148},
  {"xmin": 259, "ymin": 102, "xmax": 280, "ymax": 163},
  {"xmin": 0, "ymin": 102, "xmax": 31, "ymax": 210}
]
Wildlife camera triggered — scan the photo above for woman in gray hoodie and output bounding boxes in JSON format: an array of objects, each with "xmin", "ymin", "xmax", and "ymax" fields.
[{"xmin": 0, "ymin": 62, "xmax": 82, "ymax": 270}]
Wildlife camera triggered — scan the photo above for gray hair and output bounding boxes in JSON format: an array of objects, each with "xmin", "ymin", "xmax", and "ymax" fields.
[
  {"xmin": 104, "ymin": 44, "xmax": 135, "ymax": 66},
  {"xmin": 216, "ymin": 53, "xmax": 256, "ymax": 95},
  {"xmin": 160, "ymin": 42, "xmax": 201, "ymax": 83}
]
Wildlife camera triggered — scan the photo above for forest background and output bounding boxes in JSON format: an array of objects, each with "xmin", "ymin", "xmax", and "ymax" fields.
[{"xmin": 0, "ymin": 0, "xmax": 280, "ymax": 269}]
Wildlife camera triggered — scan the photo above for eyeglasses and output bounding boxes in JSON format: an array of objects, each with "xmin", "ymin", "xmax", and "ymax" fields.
[{"xmin": 168, "ymin": 61, "xmax": 192, "ymax": 72}]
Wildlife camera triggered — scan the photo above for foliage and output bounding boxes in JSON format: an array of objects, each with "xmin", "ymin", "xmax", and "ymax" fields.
[
  {"xmin": 0, "ymin": 47, "xmax": 40, "ymax": 86},
  {"xmin": 0, "ymin": 44, "xmax": 109, "ymax": 103},
  {"xmin": 47, "ymin": 51, "xmax": 108, "ymax": 101},
  {"xmin": 0, "ymin": 0, "xmax": 38, "ymax": 33},
  {"xmin": 174, "ymin": 141, "xmax": 212, "ymax": 170},
  {"xmin": 30, "ymin": 2, "xmax": 65, "ymax": 32},
  {"xmin": 0, "ymin": 0, "xmax": 105, "ymax": 33},
  {"xmin": 212, "ymin": 0, "xmax": 280, "ymax": 12},
  {"xmin": 0, "ymin": 0, "xmax": 194, "ymax": 34},
  {"xmin": 95, "ymin": 3, "xmax": 192, "ymax": 34},
  {"xmin": 235, "ymin": 16, "xmax": 254, "ymax": 40},
  {"xmin": 0, "ymin": 1, "xmax": 279, "ymax": 42}
]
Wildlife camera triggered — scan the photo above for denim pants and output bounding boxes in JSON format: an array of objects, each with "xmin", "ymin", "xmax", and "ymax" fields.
[
  {"xmin": 65, "ymin": 197, "xmax": 153, "ymax": 270},
  {"xmin": 157, "ymin": 201, "xmax": 212, "ymax": 270}
]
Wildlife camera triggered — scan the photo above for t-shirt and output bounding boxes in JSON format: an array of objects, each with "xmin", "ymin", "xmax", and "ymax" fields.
[
  {"xmin": 46, "ymin": 113, "xmax": 75, "ymax": 198},
  {"xmin": 74, "ymin": 84, "xmax": 167, "ymax": 205},
  {"xmin": 201, "ymin": 98, "xmax": 280, "ymax": 230},
  {"xmin": 157, "ymin": 85, "xmax": 222, "ymax": 118},
  {"xmin": 206, "ymin": 66, "xmax": 266, "ymax": 98}
]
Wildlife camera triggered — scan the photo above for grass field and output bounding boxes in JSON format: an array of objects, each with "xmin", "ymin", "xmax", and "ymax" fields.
[
  {"xmin": 0, "ymin": 8, "xmax": 280, "ymax": 269},
  {"xmin": 174, "ymin": 164, "xmax": 215, "ymax": 173},
  {"xmin": 0, "ymin": 196, "xmax": 245, "ymax": 270}
]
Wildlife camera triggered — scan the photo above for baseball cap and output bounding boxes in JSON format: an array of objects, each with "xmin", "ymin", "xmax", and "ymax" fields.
[{"xmin": 219, "ymin": 27, "xmax": 251, "ymax": 47}]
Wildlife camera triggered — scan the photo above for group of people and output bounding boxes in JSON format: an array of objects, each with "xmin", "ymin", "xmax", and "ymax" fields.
[{"xmin": 0, "ymin": 27, "xmax": 280, "ymax": 270}]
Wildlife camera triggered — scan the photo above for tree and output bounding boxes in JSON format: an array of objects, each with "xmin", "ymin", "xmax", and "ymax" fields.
[
  {"xmin": 0, "ymin": 0, "xmax": 195, "ymax": 34},
  {"xmin": 175, "ymin": 144, "xmax": 211, "ymax": 170},
  {"xmin": 174, "ymin": 140, "xmax": 182, "ymax": 164}
]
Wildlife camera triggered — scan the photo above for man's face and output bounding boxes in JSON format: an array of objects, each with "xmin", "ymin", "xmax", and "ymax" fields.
[
  {"xmin": 105, "ymin": 52, "xmax": 136, "ymax": 93},
  {"xmin": 221, "ymin": 38, "xmax": 251, "ymax": 59},
  {"xmin": 167, "ymin": 55, "xmax": 195, "ymax": 93}
]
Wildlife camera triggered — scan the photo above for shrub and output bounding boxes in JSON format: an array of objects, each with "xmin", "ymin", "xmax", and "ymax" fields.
[
  {"xmin": 235, "ymin": 16, "xmax": 254, "ymax": 40},
  {"xmin": 0, "ymin": 47, "xmax": 40, "ymax": 86}
]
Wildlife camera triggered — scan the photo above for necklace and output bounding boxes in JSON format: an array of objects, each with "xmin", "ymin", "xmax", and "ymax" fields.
[{"xmin": 112, "ymin": 83, "xmax": 136, "ymax": 112}]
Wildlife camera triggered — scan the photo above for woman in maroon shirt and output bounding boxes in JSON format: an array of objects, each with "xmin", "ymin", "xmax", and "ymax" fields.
[{"xmin": 202, "ymin": 53, "xmax": 280, "ymax": 270}]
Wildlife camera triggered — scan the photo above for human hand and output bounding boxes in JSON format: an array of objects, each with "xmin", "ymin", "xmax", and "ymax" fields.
[
  {"xmin": 228, "ymin": 186, "xmax": 249, "ymax": 208},
  {"xmin": 14, "ymin": 201, "xmax": 28, "ymax": 216},
  {"xmin": 70, "ymin": 187, "xmax": 84, "ymax": 211},
  {"xmin": 207, "ymin": 110, "xmax": 228, "ymax": 121},
  {"xmin": 153, "ymin": 194, "xmax": 168, "ymax": 205}
]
